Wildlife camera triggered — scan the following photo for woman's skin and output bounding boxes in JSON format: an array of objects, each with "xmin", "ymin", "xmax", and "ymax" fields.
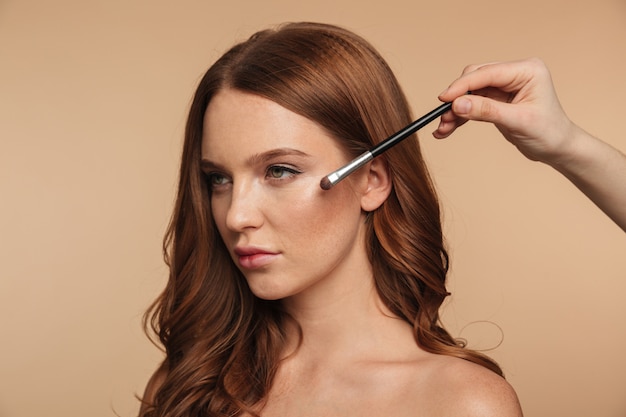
[
  {"xmin": 434, "ymin": 58, "xmax": 626, "ymax": 232},
  {"xmin": 201, "ymin": 88, "xmax": 523, "ymax": 417}
]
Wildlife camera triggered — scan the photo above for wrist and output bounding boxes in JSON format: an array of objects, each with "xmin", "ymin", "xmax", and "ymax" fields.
[{"xmin": 547, "ymin": 123, "xmax": 603, "ymax": 176}]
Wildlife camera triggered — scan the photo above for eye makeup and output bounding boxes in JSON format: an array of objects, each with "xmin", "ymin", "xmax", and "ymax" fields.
[{"xmin": 200, "ymin": 149, "xmax": 310, "ymax": 192}]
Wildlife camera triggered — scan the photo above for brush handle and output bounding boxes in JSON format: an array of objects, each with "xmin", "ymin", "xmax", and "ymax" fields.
[
  {"xmin": 320, "ymin": 100, "xmax": 455, "ymax": 190},
  {"xmin": 370, "ymin": 101, "xmax": 452, "ymax": 157}
]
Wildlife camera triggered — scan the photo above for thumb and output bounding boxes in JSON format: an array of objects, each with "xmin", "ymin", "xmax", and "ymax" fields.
[{"xmin": 452, "ymin": 95, "xmax": 511, "ymax": 126}]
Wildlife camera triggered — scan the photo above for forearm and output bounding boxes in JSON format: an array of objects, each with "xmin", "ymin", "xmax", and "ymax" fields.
[{"xmin": 550, "ymin": 126, "xmax": 626, "ymax": 232}]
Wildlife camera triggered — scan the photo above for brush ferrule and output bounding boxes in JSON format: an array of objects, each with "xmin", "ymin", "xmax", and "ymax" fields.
[{"xmin": 324, "ymin": 151, "xmax": 373, "ymax": 188}]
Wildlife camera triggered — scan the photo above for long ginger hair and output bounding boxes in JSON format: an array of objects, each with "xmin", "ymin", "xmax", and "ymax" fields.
[{"xmin": 141, "ymin": 21, "xmax": 503, "ymax": 417}]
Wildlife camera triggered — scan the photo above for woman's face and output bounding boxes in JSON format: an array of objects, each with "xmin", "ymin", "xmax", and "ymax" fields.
[{"xmin": 201, "ymin": 89, "xmax": 373, "ymax": 302}]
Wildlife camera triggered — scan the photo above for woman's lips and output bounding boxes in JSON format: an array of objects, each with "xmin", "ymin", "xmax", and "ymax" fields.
[{"xmin": 234, "ymin": 247, "xmax": 280, "ymax": 269}]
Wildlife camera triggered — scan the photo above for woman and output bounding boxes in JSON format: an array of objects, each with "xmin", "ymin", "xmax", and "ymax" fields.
[{"xmin": 139, "ymin": 22, "xmax": 522, "ymax": 416}]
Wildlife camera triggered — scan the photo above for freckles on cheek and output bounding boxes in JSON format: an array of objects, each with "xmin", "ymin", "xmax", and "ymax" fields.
[
  {"xmin": 281, "ymin": 191, "xmax": 324, "ymax": 222},
  {"xmin": 282, "ymin": 185, "xmax": 359, "ymax": 238}
]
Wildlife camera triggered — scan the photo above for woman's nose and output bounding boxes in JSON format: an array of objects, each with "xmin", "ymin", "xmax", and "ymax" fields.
[{"xmin": 224, "ymin": 181, "xmax": 264, "ymax": 232}]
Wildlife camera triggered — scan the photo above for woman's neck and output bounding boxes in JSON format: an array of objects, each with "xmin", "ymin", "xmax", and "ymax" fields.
[{"xmin": 280, "ymin": 271, "xmax": 417, "ymax": 365}]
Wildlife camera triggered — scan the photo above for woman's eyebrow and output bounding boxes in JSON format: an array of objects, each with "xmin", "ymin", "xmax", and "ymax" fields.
[
  {"xmin": 200, "ymin": 148, "xmax": 312, "ymax": 171},
  {"xmin": 199, "ymin": 159, "xmax": 223, "ymax": 172},
  {"xmin": 247, "ymin": 148, "xmax": 312, "ymax": 165}
]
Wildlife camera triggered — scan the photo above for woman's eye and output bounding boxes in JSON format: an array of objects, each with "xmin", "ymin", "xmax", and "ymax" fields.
[
  {"xmin": 266, "ymin": 165, "xmax": 300, "ymax": 180},
  {"xmin": 206, "ymin": 173, "xmax": 230, "ymax": 188}
]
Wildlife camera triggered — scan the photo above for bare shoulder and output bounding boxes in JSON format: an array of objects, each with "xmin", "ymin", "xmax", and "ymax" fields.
[{"xmin": 415, "ymin": 354, "xmax": 523, "ymax": 417}]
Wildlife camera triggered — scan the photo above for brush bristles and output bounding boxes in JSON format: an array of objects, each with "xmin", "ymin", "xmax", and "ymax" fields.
[{"xmin": 319, "ymin": 176, "xmax": 333, "ymax": 190}]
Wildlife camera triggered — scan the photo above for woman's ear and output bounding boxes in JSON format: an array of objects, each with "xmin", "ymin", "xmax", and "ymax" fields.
[{"xmin": 360, "ymin": 158, "xmax": 392, "ymax": 212}]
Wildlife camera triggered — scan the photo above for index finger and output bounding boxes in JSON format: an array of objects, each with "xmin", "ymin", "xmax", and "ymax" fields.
[{"xmin": 439, "ymin": 59, "xmax": 538, "ymax": 102}]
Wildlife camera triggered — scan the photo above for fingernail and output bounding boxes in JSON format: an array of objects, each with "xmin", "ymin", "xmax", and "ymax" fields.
[
  {"xmin": 455, "ymin": 97, "xmax": 471, "ymax": 114},
  {"xmin": 438, "ymin": 87, "xmax": 449, "ymax": 97}
]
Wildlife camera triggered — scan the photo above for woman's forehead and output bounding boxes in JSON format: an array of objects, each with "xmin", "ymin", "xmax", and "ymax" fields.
[{"xmin": 201, "ymin": 89, "xmax": 343, "ymax": 159}]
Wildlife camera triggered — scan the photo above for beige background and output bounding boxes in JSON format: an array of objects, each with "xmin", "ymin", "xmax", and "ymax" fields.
[{"xmin": 1, "ymin": 0, "xmax": 625, "ymax": 416}]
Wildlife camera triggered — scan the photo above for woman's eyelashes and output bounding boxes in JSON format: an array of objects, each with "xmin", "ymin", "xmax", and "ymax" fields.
[
  {"xmin": 204, "ymin": 164, "xmax": 303, "ymax": 191},
  {"xmin": 265, "ymin": 164, "xmax": 302, "ymax": 180},
  {"xmin": 205, "ymin": 172, "xmax": 231, "ymax": 190}
]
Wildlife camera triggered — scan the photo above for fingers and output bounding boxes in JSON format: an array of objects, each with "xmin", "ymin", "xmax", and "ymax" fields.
[
  {"xmin": 460, "ymin": 61, "xmax": 499, "ymax": 76},
  {"xmin": 451, "ymin": 95, "xmax": 508, "ymax": 124},
  {"xmin": 432, "ymin": 95, "xmax": 509, "ymax": 139},
  {"xmin": 432, "ymin": 116, "xmax": 466, "ymax": 139},
  {"xmin": 433, "ymin": 58, "xmax": 551, "ymax": 139},
  {"xmin": 432, "ymin": 105, "xmax": 468, "ymax": 139},
  {"xmin": 438, "ymin": 58, "xmax": 546, "ymax": 104}
]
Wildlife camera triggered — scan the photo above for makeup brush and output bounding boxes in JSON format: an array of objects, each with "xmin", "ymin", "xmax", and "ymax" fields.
[{"xmin": 319, "ymin": 101, "xmax": 453, "ymax": 190}]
